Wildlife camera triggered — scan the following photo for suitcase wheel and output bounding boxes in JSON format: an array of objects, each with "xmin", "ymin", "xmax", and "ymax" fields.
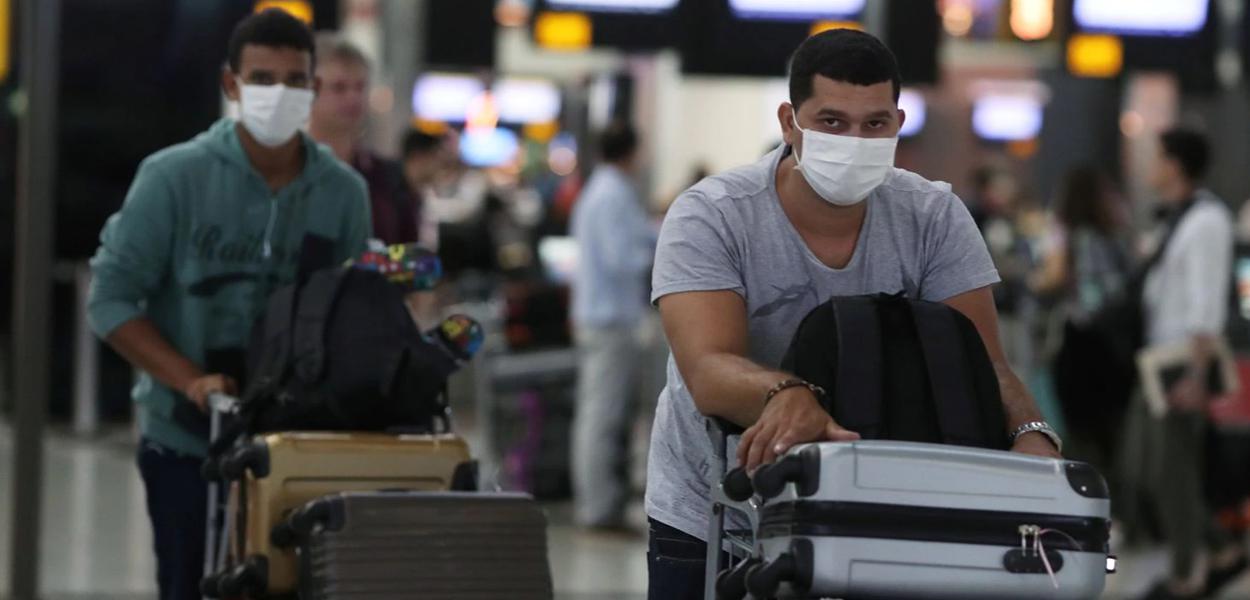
[
  {"xmin": 202, "ymin": 556, "xmax": 269, "ymax": 598},
  {"xmin": 451, "ymin": 460, "xmax": 479, "ymax": 491},
  {"xmin": 721, "ymin": 467, "xmax": 754, "ymax": 503},
  {"xmin": 715, "ymin": 557, "xmax": 759, "ymax": 600},
  {"xmin": 745, "ymin": 540, "xmax": 813, "ymax": 598}
]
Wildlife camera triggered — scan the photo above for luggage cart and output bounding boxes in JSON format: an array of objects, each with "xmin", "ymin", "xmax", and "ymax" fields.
[
  {"xmin": 703, "ymin": 419, "xmax": 766, "ymax": 600},
  {"xmin": 201, "ymin": 393, "xmax": 242, "ymax": 598}
]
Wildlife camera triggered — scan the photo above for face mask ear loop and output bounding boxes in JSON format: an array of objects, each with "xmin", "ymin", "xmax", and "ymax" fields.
[{"xmin": 790, "ymin": 108, "xmax": 805, "ymax": 167}]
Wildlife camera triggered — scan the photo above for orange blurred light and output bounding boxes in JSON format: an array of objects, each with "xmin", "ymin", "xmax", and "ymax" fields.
[
  {"xmin": 496, "ymin": 0, "xmax": 531, "ymax": 28},
  {"xmin": 941, "ymin": 0, "xmax": 975, "ymax": 37},
  {"xmin": 1068, "ymin": 34, "xmax": 1123, "ymax": 79},
  {"xmin": 0, "ymin": 0, "xmax": 9, "ymax": 83},
  {"xmin": 466, "ymin": 91, "xmax": 500, "ymax": 132},
  {"xmin": 412, "ymin": 118, "xmax": 450, "ymax": 136},
  {"xmin": 535, "ymin": 11, "xmax": 592, "ymax": 52},
  {"xmin": 1007, "ymin": 138, "xmax": 1039, "ymax": 159},
  {"xmin": 1119, "ymin": 111, "xmax": 1144, "ymax": 138},
  {"xmin": 254, "ymin": 0, "xmax": 314, "ymax": 25},
  {"xmin": 810, "ymin": 21, "xmax": 863, "ymax": 36},
  {"xmin": 1010, "ymin": 0, "xmax": 1053, "ymax": 41}
]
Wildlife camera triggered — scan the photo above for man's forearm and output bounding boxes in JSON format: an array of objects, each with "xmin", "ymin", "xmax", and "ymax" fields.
[
  {"xmin": 1188, "ymin": 333, "xmax": 1217, "ymax": 381},
  {"xmin": 105, "ymin": 318, "xmax": 204, "ymax": 395},
  {"xmin": 993, "ymin": 361, "xmax": 1044, "ymax": 432},
  {"xmin": 687, "ymin": 352, "xmax": 793, "ymax": 428}
]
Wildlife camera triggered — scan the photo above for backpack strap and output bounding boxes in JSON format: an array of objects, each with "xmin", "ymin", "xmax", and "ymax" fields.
[
  {"xmin": 292, "ymin": 268, "xmax": 348, "ymax": 384},
  {"xmin": 909, "ymin": 301, "xmax": 981, "ymax": 446},
  {"xmin": 831, "ymin": 296, "xmax": 883, "ymax": 438}
]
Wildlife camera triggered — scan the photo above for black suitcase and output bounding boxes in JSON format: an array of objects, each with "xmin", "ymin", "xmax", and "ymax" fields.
[{"xmin": 285, "ymin": 491, "xmax": 554, "ymax": 599}]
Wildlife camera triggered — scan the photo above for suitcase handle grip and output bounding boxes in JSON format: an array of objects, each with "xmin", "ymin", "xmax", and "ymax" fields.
[{"xmin": 752, "ymin": 454, "xmax": 804, "ymax": 500}]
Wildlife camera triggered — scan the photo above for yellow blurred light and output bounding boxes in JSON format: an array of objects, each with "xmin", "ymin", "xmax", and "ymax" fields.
[
  {"xmin": 535, "ymin": 11, "xmax": 592, "ymax": 52},
  {"xmin": 1010, "ymin": 0, "xmax": 1053, "ymax": 41},
  {"xmin": 412, "ymin": 118, "xmax": 450, "ymax": 136},
  {"xmin": 1067, "ymin": 34, "xmax": 1123, "ymax": 78},
  {"xmin": 941, "ymin": 0, "xmax": 975, "ymax": 37},
  {"xmin": 0, "ymin": 0, "xmax": 9, "ymax": 83},
  {"xmin": 255, "ymin": 0, "xmax": 314, "ymax": 25},
  {"xmin": 524, "ymin": 121, "xmax": 560, "ymax": 143},
  {"xmin": 810, "ymin": 21, "xmax": 863, "ymax": 36}
]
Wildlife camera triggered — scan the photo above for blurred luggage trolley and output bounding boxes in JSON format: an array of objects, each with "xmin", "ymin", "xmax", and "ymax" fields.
[{"xmin": 199, "ymin": 394, "xmax": 554, "ymax": 599}]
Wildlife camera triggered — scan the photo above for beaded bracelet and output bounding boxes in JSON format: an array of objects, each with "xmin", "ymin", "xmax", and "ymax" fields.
[{"xmin": 763, "ymin": 378, "xmax": 827, "ymax": 406}]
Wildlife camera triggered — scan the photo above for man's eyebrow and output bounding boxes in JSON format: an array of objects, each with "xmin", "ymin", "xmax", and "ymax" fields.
[{"xmin": 814, "ymin": 108, "xmax": 851, "ymax": 118}]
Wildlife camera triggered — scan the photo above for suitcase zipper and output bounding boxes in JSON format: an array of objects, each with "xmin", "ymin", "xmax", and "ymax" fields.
[{"xmin": 757, "ymin": 500, "xmax": 1109, "ymax": 553}]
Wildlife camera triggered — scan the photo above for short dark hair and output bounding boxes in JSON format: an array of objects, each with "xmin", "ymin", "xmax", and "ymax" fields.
[
  {"xmin": 402, "ymin": 129, "xmax": 443, "ymax": 159},
  {"xmin": 1056, "ymin": 165, "xmax": 1116, "ymax": 234},
  {"xmin": 227, "ymin": 9, "xmax": 316, "ymax": 74},
  {"xmin": 788, "ymin": 29, "xmax": 901, "ymax": 108},
  {"xmin": 1160, "ymin": 128, "xmax": 1210, "ymax": 182},
  {"xmin": 599, "ymin": 122, "xmax": 638, "ymax": 163}
]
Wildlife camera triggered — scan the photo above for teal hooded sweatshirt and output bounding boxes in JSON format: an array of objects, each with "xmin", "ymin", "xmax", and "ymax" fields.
[{"xmin": 88, "ymin": 118, "xmax": 371, "ymax": 457}]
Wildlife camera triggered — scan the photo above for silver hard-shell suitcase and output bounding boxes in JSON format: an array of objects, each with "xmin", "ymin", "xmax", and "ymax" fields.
[{"xmin": 709, "ymin": 432, "xmax": 1116, "ymax": 599}]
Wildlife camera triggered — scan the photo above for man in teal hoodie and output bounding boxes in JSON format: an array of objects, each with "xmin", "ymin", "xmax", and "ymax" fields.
[{"xmin": 87, "ymin": 10, "xmax": 369, "ymax": 599}]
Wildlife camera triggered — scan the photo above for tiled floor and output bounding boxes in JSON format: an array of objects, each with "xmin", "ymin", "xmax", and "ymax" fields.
[{"xmin": 0, "ymin": 422, "xmax": 1247, "ymax": 599}]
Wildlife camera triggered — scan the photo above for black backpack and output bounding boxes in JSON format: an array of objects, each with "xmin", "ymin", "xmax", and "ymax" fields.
[
  {"xmin": 206, "ymin": 266, "xmax": 462, "ymax": 459},
  {"xmin": 779, "ymin": 293, "xmax": 1010, "ymax": 450}
]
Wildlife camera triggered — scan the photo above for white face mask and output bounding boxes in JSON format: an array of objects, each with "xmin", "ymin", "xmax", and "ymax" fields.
[
  {"xmin": 791, "ymin": 113, "xmax": 898, "ymax": 206},
  {"xmin": 237, "ymin": 81, "xmax": 314, "ymax": 148}
]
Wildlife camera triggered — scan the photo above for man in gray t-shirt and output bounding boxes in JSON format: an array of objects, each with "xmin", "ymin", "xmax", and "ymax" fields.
[{"xmin": 645, "ymin": 29, "xmax": 1061, "ymax": 600}]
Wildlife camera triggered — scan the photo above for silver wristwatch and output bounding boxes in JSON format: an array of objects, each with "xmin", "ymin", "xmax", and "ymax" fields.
[{"xmin": 1010, "ymin": 421, "xmax": 1062, "ymax": 453}]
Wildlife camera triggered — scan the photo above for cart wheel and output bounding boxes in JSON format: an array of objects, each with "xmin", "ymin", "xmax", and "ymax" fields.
[
  {"xmin": 715, "ymin": 557, "xmax": 758, "ymax": 600},
  {"xmin": 216, "ymin": 555, "xmax": 268, "ymax": 597}
]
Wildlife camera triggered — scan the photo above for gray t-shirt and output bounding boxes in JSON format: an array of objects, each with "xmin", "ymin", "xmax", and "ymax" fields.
[{"xmin": 646, "ymin": 146, "xmax": 1001, "ymax": 540}]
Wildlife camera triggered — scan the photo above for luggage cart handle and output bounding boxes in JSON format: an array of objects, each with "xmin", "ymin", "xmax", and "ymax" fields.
[{"xmin": 208, "ymin": 393, "xmax": 240, "ymax": 415}]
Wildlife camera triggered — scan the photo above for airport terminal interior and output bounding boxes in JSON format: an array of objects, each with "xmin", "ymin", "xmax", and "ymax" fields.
[{"xmin": 3, "ymin": 0, "xmax": 1250, "ymax": 598}]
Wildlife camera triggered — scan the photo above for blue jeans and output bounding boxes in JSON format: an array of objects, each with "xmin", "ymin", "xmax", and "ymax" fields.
[
  {"xmin": 648, "ymin": 518, "xmax": 727, "ymax": 600},
  {"xmin": 137, "ymin": 438, "xmax": 207, "ymax": 600}
]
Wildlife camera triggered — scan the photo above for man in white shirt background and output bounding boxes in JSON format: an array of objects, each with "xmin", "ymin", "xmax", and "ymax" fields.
[
  {"xmin": 570, "ymin": 122, "xmax": 659, "ymax": 531},
  {"xmin": 1140, "ymin": 127, "xmax": 1243, "ymax": 600}
]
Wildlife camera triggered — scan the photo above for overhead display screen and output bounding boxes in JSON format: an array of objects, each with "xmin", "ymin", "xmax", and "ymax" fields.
[
  {"xmin": 729, "ymin": 0, "xmax": 865, "ymax": 20},
  {"xmin": 1073, "ymin": 0, "xmax": 1208, "ymax": 36},
  {"xmin": 545, "ymin": 0, "xmax": 678, "ymax": 13},
  {"xmin": 973, "ymin": 94, "xmax": 1043, "ymax": 141}
]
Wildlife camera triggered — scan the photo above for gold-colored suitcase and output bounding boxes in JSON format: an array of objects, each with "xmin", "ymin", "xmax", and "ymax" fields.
[{"xmin": 204, "ymin": 431, "xmax": 474, "ymax": 597}]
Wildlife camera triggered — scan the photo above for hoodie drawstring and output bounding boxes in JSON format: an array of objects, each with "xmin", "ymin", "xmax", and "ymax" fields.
[{"xmin": 262, "ymin": 198, "xmax": 277, "ymax": 260}]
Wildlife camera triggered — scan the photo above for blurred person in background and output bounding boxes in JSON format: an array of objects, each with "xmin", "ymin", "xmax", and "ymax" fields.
[
  {"xmin": 570, "ymin": 122, "xmax": 658, "ymax": 531},
  {"xmin": 971, "ymin": 165, "xmax": 1038, "ymax": 376},
  {"xmin": 1137, "ymin": 128, "xmax": 1242, "ymax": 599},
  {"xmin": 309, "ymin": 36, "xmax": 420, "ymax": 246},
  {"xmin": 401, "ymin": 129, "xmax": 448, "ymax": 248},
  {"xmin": 87, "ymin": 11, "xmax": 370, "ymax": 599},
  {"xmin": 1031, "ymin": 166, "xmax": 1130, "ymax": 479}
]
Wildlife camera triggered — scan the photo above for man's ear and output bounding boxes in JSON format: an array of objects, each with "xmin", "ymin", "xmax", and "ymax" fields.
[
  {"xmin": 222, "ymin": 67, "xmax": 240, "ymax": 102},
  {"xmin": 778, "ymin": 102, "xmax": 799, "ymax": 147},
  {"xmin": 312, "ymin": 74, "xmax": 322, "ymax": 97},
  {"xmin": 897, "ymin": 109, "xmax": 907, "ymax": 135}
]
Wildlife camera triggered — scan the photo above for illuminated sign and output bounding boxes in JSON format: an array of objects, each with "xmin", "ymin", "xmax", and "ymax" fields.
[
  {"xmin": 1073, "ymin": 0, "xmax": 1207, "ymax": 36},
  {"xmin": 546, "ymin": 0, "xmax": 677, "ymax": 12},
  {"xmin": 973, "ymin": 94, "xmax": 1043, "ymax": 141},
  {"xmin": 730, "ymin": 0, "xmax": 864, "ymax": 20}
]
